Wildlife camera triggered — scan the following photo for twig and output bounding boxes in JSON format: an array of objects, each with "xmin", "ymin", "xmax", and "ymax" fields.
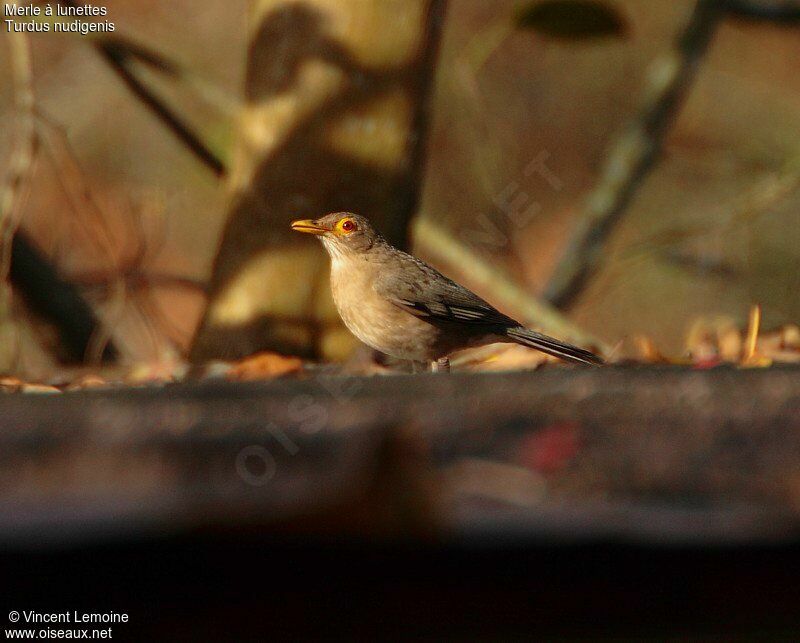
[
  {"xmin": 743, "ymin": 304, "xmax": 761, "ymax": 362},
  {"xmin": 98, "ymin": 36, "xmax": 180, "ymax": 75},
  {"xmin": 84, "ymin": 278, "xmax": 126, "ymax": 364},
  {"xmin": 57, "ymin": 0, "xmax": 226, "ymax": 177},
  {"xmin": 95, "ymin": 43, "xmax": 226, "ymax": 177},
  {"xmin": 91, "ymin": 35, "xmax": 242, "ymax": 124},
  {"xmin": 543, "ymin": 0, "xmax": 724, "ymax": 309},
  {"xmin": 412, "ymin": 217, "xmax": 605, "ymax": 349}
]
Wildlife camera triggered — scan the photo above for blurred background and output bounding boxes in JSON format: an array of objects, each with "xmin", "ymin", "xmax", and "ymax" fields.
[
  {"xmin": 1, "ymin": 0, "xmax": 799, "ymax": 377},
  {"xmin": 3, "ymin": 3, "xmax": 800, "ymax": 637}
]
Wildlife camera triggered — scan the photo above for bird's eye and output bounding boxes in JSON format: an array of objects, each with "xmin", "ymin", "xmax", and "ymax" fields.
[{"xmin": 340, "ymin": 219, "xmax": 357, "ymax": 233}]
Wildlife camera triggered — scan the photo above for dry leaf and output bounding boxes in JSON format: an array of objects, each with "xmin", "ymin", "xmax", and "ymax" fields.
[
  {"xmin": 66, "ymin": 374, "xmax": 111, "ymax": 390},
  {"xmin": 127, "ymin": 360, "xmax": 189, "ymax": 385},
  {"xmin": 227, "ymin": 351, "xmax": 304, "ymax": 381},
  {"xmin": 633, "ymin": 335, "xmax": 670, "ymax": 363},
  {"xmin": 454, "ymin": 344, "xmax": 550, "ymax": 372},
  {"xmin": 741, "ymin": 304, "xmax": 761, "ymax": 364},
  {"xmin": 21, "ymin": 384, "xmax": 62, "ymax": 395},
  {"xmin": 0, "ymin": 377, "xmax": 24, "ymax": 392}
]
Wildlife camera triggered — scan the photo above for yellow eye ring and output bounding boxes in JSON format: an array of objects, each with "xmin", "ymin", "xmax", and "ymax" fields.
[{"xmin": 336, "ymin": 218, "xmax": 357, "ymax": 234}]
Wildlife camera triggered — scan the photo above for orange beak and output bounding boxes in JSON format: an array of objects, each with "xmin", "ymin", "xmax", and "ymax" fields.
[{"xmin": 291, "ymin": 219, "xmax": 328, "ymax": 235}]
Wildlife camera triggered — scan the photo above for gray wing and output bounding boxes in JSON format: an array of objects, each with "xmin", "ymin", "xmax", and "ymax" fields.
[{"xmin": 374, "ymin": 253, "xmax": 518, "ymax": 327}]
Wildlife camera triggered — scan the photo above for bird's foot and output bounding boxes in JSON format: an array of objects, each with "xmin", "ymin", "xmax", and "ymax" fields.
[{"xmin": 431, "ymin": 357, "xmax": 450, "ymax": 373}]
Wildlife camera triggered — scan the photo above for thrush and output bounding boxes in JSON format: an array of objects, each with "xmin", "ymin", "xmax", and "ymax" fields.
[{"xmin": 291, "ymin": 212, "xmax": 603, "ymax": 371}]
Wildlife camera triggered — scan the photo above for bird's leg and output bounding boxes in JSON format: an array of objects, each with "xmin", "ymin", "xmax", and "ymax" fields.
[{"xmin": 431, "ymin": 357, "xmax": 450, "ymax": 373}]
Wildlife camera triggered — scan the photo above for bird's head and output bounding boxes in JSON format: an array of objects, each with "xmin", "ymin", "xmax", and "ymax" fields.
[{"xmin": 291, "ymin": 212, "xmax": 382, "ymax": 258}]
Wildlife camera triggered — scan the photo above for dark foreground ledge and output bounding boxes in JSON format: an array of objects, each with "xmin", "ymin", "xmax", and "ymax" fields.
[
  {"xmin": 2, "ymin": 365, "xmax": 800, "ymax": 543},
  {"xmin": 3, "ymin": 366, "xmax": 800, "ymax": 639}
]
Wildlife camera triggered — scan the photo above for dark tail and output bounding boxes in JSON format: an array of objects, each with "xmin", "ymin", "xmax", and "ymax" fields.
[{"xmin": 506, "ymin": 327, "xmax": 604, "ymax": 367}]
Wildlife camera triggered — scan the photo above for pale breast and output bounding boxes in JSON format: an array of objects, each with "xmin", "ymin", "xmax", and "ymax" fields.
[{"xmin": 329, "ymin": 256, "xmax": 440, "ymax": 361}]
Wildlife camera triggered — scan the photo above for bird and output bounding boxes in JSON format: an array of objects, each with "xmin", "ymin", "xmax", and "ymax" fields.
[{"xmin": 291, "ymin": 212, "xmax": 603, "ymax": 371}]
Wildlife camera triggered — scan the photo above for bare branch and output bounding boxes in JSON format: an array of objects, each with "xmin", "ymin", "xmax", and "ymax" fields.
[
  {"xmin": 95, "ymin": 43, "xmax": 227, "ymax": 177},
  {"xmin": 57, "ymin": 0, "xmax": 226, "ymax": 176},
  {"xmin": 543, "ymin": 0, "xmax": 724, "ymax": 309}
]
